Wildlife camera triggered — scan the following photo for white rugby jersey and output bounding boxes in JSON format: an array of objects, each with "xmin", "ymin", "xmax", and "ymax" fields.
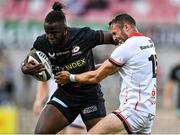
[{"xmin": 109, "ymin": 33, "xmax": 157, "ymax": 115}]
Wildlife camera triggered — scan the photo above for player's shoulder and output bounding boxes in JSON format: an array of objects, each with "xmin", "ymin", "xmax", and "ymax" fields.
[
  {"xmin": 115, "ymin": 37, "xmax": 142, "ymax": 53},
  {"xmin": 126, "ymin": 35, "xmax": 152, "ymax": 48},
  {"xmin": 127, "ymin": 35, "xmax": 143, "ymax": 43},
  {"xmin": 33, "ymin": 34, "xmax": 49, "ymax": 50},
  {"xmin": 35, "ymin": 34, "xmax": 48, "ymax": 43}
]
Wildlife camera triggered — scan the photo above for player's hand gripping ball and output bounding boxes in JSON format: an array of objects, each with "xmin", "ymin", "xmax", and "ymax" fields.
[{"xmin": 27, "ymin": 50, "xmax": 52, "ymax": 81}]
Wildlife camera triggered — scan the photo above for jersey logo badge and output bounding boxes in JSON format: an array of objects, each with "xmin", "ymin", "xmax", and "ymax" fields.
[
  {"xmin": 72, "ymin": 46, "xmax": 82, "ymax": 56},
  {"xmin": 72, "ymin": 46, "xmax": 80, "ymax": 53},
  {"xmin": 82, "ymin": 105, "xmax": 98, "ymax": 114},
  {"xmin": 48, "ymin": 52, "xmax": 55, "ymax": 59}
]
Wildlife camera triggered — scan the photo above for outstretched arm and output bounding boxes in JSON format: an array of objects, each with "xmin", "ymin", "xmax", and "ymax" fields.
[
  {"xmin": 75, "ymin": 60, "xmax": 119, "ymax": 83},
  {"xmin": 102, "ymin": 31, "xmax": 116, "ymax": 45},
  {"xmin": 56, "ymin": 60, "xmax": 119, "ymax": 85}
]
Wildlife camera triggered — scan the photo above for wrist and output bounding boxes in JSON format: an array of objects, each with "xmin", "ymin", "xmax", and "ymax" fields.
[{"xmin": 69, "ymin": 74, "xmax": 76, "ymax": 82}]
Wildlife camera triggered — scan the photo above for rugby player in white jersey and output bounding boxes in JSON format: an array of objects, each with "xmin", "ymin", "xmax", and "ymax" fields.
[
  {"xmin": 57, "ymin": 13, "xmax": 157, "ymax": 134},
  {"xmin": 33, "ymin": 79, "xmax": 86, "ymax": 134}
]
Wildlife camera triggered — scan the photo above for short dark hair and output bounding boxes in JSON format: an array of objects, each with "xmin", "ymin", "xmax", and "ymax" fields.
[
  {"xmin": 45, "ymin": 1, "xmax": 66, "ymax": 24},
  {"xmin": 109, "ymin": 13, "xmax": 136, "ymax": 26}
]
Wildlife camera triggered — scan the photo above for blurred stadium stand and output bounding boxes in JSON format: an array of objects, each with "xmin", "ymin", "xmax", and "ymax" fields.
[
  {"xmin": 0, "ymin": 0, "xmax": 180, "ymax": 133},
  {"xmin": 1, "ymin": 0, "xmax": 180, "ymax": 49},
  {"xmin": 0, "ymin": 0, "xmax": 180, "ymax": 23}
]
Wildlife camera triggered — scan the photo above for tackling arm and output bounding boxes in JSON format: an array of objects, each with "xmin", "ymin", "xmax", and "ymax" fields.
[
  {"xmin": 57, "ymin": 60, "xmax": 119, "ymax": 85},
  {"xmin": 76, "ymin": 60, "xmax": 119, "ymax": 83},
  {"xmin": 102, "ymin": 31, "xmax": 116, "ymax": 45}
]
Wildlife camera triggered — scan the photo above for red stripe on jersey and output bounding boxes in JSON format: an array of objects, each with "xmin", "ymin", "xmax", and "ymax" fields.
[
  {"xmin": 129, "ymin": 32, "xmax": 144, "ymax": 38},
  {"xmin": 117, "ymin": 111, "xmax": 132, "ymax": 132},
  {"xmin": 108, "ymin": 58, "xmax": 123, "ymax": 67}
]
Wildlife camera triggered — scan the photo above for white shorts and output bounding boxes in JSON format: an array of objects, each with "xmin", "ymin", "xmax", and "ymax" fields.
[
  {"xmin": 113, "ymin": 108, "xmax": 155, "ymax": 134},
  {"xmin": 71, "ymin": 114, "xmax": 85, "ymax": 128}
]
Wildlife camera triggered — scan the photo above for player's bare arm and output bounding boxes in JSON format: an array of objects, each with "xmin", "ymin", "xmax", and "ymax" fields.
[
  {"xmin": 75, "ymin": 60, "xmax": 119, "ymax": 84},
  {"xmin": 33, "ymin": 81, "xmax": 49, "ymax": 115},
  {"xmin": 57, "ymin": 60, "xmax": 119, "ymax": 85},
  {"xmin": 102, "ymin": 31, "xmax": 116, "ymax": 45}
]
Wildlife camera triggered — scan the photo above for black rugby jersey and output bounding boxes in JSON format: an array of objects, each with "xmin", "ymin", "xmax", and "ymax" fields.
[{"xmin": 33, "ymin": 27, "xmax": 104, "ymax": 99}]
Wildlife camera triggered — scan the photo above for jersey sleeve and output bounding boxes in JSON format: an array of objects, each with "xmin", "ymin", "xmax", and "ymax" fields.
[
  {"xmin": 33, "ymin": 34, "xmax": 47, "ymax": 51},
  {"xmin": 33, "ymin": 38, "xmax": 41, "ymax": 50},
  {"xmin": 83, "ymin": 27, "xmax": 103, "ymax": 48},
  {"xmin": 109, "ymin": 43, "xmax": 133, "ymax": 67}
]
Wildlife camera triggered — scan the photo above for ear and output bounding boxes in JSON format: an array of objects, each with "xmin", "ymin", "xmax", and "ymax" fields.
[{"xmin": 123, "ymin": 23, "xmax": 129, "ymax": 31}]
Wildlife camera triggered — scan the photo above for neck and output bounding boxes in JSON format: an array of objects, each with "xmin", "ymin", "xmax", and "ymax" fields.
[
  {"xmin": 128, "ymin": 27, "xmax": 139, "ymax": 37},
  {"xmin": 129, "ymin": 31, "xmax": 143, "ymax": 38}
]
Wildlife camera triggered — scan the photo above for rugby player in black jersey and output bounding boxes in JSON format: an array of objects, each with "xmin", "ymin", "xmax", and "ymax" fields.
[{"xmin": 21, "ymin": 1, "xmax": 116, "ymax": 134}]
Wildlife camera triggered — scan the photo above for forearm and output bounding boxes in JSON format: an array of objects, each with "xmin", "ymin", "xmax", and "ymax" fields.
[
  {"xmin": 35, "ymin": 81, "xmax": 48, "ymax": 103},
  {"xmin": 73, "ymin": 60, "xmax": 116, "ymax": 84},
  {"xmin": 59, "ymin": 60, "xmax": 119, "ymax": 85},
  {"xmin": 75, "ymin": 71, "xmax": 101, "ymax": 84},
  {"xmin": 102, "ymin": 31, "xmax": 116, "ymax": 45}
]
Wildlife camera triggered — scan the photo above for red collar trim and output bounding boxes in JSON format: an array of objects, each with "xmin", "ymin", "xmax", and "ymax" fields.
[{"xmin": 129, "ymin": 32, "xmax": 144, "ymax": 38}]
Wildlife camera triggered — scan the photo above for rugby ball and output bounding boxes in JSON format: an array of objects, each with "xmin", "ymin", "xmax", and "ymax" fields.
[{"xmin": 27, "ymin": 50, "xmax": 52, "ymax": 81}]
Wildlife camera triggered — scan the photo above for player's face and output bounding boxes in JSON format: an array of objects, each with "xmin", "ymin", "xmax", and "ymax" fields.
[
  {"xmin": 44, "ymin": 22, "xmax": 67, "ymax": 46},
  {"xmin": 109, "ymin": 23, "xmax": 128, "ymax": 45}
]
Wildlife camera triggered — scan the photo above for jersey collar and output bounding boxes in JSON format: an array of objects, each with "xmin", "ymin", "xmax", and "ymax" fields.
[{"xmin": 129, "ymin": 32, "xmax": 144, "ymax": 38}]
